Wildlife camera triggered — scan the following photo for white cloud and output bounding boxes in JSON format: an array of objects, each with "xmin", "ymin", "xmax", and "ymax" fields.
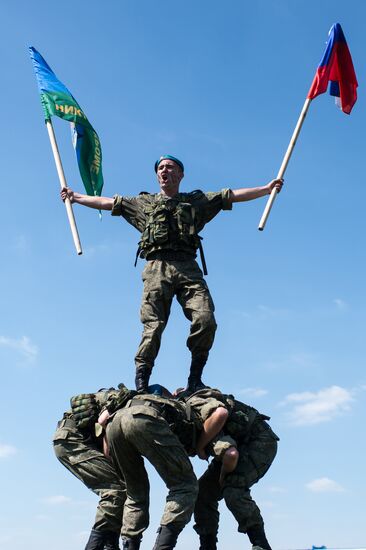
[
  {"xmin": 306, "ymin": 477, "xmax": 345, "ymax": 493},
  {"xmin": 0, "ymin": 335, "xmax": 38, "ymax": 364},
  {"xmin": 264, "ymin": 351, "xmax": 320, "ymax": 373},
  {"xmin": 282, "ymin": 385, "xmax": 353, "ymax": 425},
  {"xmin": 268, "ymin": 485, "xmax": 287, "ymax": 494},
  {"xmin": 35, "ymin": 514, "xmax": 49, "ymax": 521},
  {"xmin": 333, "ymin": 298, "xmax": 348, "ymax": 310},
  {"xmin": 261, "ymin": 500, "xmax": 276, "ymax": 508},
  {"xmin": 13, "ymin": 234, "xmax": 31, "ymax": 254},
  {"xmin": 270, "ymin": 512, "xmax": 290, "ymax": 520},
  {"xmin": 239, "ymin": 304, "xmax": 291, "ymax": 321},
  {"xmin": 0, "ymin": 444, "xmax": 17, "ymax": 458},
  {"xmin": 238, "ymin": 387, "xmax": 268, "ymax": 398},
  {"xmin": 42, "ymin": 495, "xmax": 72, "ymax": 505},
  {"xmin": 257, "ymin": 304, "xmax": 290, "ymax": 319}
]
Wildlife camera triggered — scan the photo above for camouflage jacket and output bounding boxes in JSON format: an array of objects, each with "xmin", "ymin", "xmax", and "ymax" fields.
[{"xmin": 111, "ymin": 189, "xmax": 232, "ymax": 258}]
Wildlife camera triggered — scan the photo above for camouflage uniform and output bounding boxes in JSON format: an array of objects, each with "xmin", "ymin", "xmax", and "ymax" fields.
[
  {"xmin": 182, "ymin": 389, "xmax": 279, "ymax": 546},
  {"xmin": 106, "ymin": 393, "xmax": 198, "ymax": 541},
  {"xmin": 111, "ymin": 190, "xmax": 232, "ymax": 385},
  {"xmin": 53, "ymin": 413, "xmax": 126, "ymax": 534},
  {"xmin": 53, "ymin": 389, "xmax": 126, "ymax": 540}
]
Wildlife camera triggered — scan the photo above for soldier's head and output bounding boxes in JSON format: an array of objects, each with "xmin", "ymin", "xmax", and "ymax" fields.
[
  {"xmin": 149, "ymin": 384, "xmax": 174, "ymax": 398},
  {"xmin": 155, "ymin": 155, "xmax": 184, "ymax": 196}
]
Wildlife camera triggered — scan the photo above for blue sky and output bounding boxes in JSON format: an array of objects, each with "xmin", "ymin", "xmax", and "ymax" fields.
[{"xmin": 0, "ymin": 1, "xmax": 365, "ymax": 549}]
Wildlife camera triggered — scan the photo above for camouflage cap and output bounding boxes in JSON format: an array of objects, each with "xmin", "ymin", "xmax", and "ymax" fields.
[{"xmin": 154, "ymin": 155, "xmax": 184, "ymax": 173}]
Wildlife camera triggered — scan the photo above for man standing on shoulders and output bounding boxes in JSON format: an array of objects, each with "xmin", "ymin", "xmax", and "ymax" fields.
[{"xmin": 61, "ymin": 156, "xmax": 283, "ymax": 393}]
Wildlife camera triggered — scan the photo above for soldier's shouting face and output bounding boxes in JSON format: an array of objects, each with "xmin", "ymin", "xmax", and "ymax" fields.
[{"xmin": 157, "ymin": 159, "xmax": 184, "ymax": 197}]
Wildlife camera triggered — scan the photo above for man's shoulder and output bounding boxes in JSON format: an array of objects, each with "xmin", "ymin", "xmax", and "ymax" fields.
[
  {"xmin": 119, "ymin": 191, "xmax": 156, "ymax": 201},
  {"xmin": 116, "ymin": 191, "xmax": 157, "ymax": 212},
  {"xmin": 176, "ymin": 190, "xmax": 206, "ymax": 203}
]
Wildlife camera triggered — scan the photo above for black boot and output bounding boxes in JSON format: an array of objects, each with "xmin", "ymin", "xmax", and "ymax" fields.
[
  {"xmin": 247, "ymin": 524, "xmax": 272, "ymax": 550},
  {"xmin": 187, "ymin": 353, "xmax": 208, "ymax": 393},
  {"xmin": 199, "ymin": 533, "xmax": 218, "ymax": 550},
  {"xmin": 152, "ymin": 525, "xmax": 180, "ymax": 550},
  {"xmin": 121, "ymin": 536, "xmax": 141, "ymax": 549},
  {"xmin": 135, "ymin": 366, "xmax": 151, "ymax": 393},
  {"xmin": 85, "ymin": 529, "xmax": 120, "ymax": 550}
]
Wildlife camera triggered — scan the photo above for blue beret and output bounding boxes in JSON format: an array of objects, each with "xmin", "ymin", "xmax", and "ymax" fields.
[
  {"xmin": 154, "ymin": 155, "xmax": 184, "ymax": 173},
  {"xmin": 148, "ymin": 384, "xmax": 164, "ymax": 396}
]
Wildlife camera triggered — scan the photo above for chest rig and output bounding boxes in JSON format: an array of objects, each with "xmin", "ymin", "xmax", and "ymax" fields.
[{"xmin": 135, "ymin": 192, "xmax": 208, "ymax": 274}]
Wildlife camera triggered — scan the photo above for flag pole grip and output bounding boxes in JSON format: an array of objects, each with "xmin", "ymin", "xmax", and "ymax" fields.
[
  {"xmin": 258, "ymin": 98, "xmax": 312, "ymax": 231},
  {"xmin": 45, "ymin": 120, "xmax": 83, "ymax": 255}
]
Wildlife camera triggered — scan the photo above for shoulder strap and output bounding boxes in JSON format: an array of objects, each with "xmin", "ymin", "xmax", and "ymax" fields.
[{"xmin": 197, "ymin": 236, "xmax": 208, "ymax": 275}]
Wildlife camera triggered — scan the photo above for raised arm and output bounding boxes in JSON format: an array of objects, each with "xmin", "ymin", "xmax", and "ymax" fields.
[
  {"xmin": 60, "ymin": 187, "xmax": 114, "ymax": 210},
  {"xmin": 229, "ymin": 178, "xmax": 283, "ymax": 204}
]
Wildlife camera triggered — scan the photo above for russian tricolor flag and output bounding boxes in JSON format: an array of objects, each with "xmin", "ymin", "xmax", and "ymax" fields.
[{"xmin": 307, "ymin": 23, "xmax": 358, "ymax": 114}]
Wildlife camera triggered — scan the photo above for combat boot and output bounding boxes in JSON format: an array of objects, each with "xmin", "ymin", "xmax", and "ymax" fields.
[
  {"xmin": 104, "ymin": 531, "xmax": 120, "ymax": 550},
  {"xmin": 199, "ymin": 533, "xmax": 218, "ymax": 550},
  {"xmin": 121, "ymin": 536, "xmax": 141, "ymax": 549},
  {"xmin": 135, "ymin": 366, "xmax": 151, "ymax": 393},
  {"xmin": 85, "ymin": 529, "xmax": 120, "ymax": 550},
  {"xmin": 187, "ymin": 353, "xmax": 208, "ymax": 393},
  {"xmin": 247, "ymin": 524, "xmax": 272, "ymax": 550},
  {"xmin": 152, "ymin": 524, "xmax": 180, "ymax": 550}
]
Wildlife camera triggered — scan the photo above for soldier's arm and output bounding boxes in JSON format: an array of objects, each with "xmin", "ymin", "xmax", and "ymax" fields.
[
  {"xmin": 60, "ymin": 187, "xmax": 114, "ymax": 210},
  {"xmin": 229, "ymin": 178, "xmax": 283, "ymax": 203},
  {"xmin": 196, "ymin": 406, "xmax": 229, "ymax": 460}
]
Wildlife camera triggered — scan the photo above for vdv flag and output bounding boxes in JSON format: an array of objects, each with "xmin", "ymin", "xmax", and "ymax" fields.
[
  {"xmin": 307, "ymin": 23, "xmax": 358, "ymax": 114},
  {"xmin": 29, "ymin": 46, "xmax": 104, "ymax": 196}
]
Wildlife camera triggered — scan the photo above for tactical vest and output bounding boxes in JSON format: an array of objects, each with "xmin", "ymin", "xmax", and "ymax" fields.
[
  {"xmin": 185, "ymin": 388, "xmax": 269, "ymax": 443},
  {"xmin": 130, "ymin": 394, "xmax": 198, "ymax": 451},
  {"xmin": 225, "ymin": 399, "xmax": 270, "ymax": 443},
  {"xmin": 135, "ymin": 192, "xmax": 208, "ymax": 274},
  {"xmin": 100, "ymin": 385, "xmax": 137, "ymax": 414}
]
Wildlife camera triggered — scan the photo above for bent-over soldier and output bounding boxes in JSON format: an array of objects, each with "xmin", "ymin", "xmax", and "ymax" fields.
[
  {"xmin": 178, "ymin": 387, "xmax": 279, "ymax": 550},
  {"xmin": 53, "ymin": 390, "xmax": 127, "ymax": 550}
]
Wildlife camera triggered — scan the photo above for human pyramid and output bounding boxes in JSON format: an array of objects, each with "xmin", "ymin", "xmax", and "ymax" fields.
[{"xmin": 56, "ymin": 156, "xmax": 283, "ymax": 550}]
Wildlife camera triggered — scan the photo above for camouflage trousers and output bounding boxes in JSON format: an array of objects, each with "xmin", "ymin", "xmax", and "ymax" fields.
[
  {"xmin": 194, "ymin": 422, "xmax": 279, "ymax": 535},
  {"xmin": 53, "ymin": 417, "xmax": 126, "ymax": 533},
  {"xmin": 107, "ymin": 402, "xmax": 198, "ymax": 538},
  {"xmin": 135, "ymin": 259, "xmax": 217, "ymax": 371}
]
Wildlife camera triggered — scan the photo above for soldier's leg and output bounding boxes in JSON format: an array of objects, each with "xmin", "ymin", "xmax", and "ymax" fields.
[
  {"xmin": 223, "ymin": 484, "xmax": 265, "ymax": 535},
  {"xmin": 107, "ymin": 410, "xmax": 150, "ymax": 542},
  {"xmin": 53, "ymin": 422, "xmax": 125, "ymax": 538},
  {"xmin": 84, "ymin": 529, "xmax": 121, "ymax": 550},
  {"xmin": 175, "ymin": 260, "xmax": 217, "ymax": 391},
  {"xmin": 221, "ymin": 430, "xmax": 278, "ymax": 548},
  {"xmin": 122, "ymin": 408, "xmax": 198, "ymax": 539},
  {"xmin": 193, "ymin": 460, "xmax": 222, "ymax": 550},
  {"xmin": 134, "ymin": 261, "xmax": 174, "ymax": 391}
]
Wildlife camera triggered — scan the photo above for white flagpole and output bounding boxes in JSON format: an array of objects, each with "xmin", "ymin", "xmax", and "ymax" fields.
[
  {"xmin": 258, "ymin": 97, "xmax": 312, "ymax": 231},
  {"xmin": 45, "ymin": 120, "xmax": 82, "ymax": 255}
]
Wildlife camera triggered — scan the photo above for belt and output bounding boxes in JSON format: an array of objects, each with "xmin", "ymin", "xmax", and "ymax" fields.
[
  {"xmin": 57, "ymin": 418, "xmax": 77, "ymax": 429},
  {"xmin": 145, "ymin": 250, "xmax": 196, "ymax": 261},
  {"xmin": 129, "ymin": 399, "xmax": 164, "ymax": 416}
]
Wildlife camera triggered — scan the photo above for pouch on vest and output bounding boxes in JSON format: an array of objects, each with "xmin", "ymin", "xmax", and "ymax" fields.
[{"xmin": 175, "ymin": 202, "xmax": 196, "ymax": 237}]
